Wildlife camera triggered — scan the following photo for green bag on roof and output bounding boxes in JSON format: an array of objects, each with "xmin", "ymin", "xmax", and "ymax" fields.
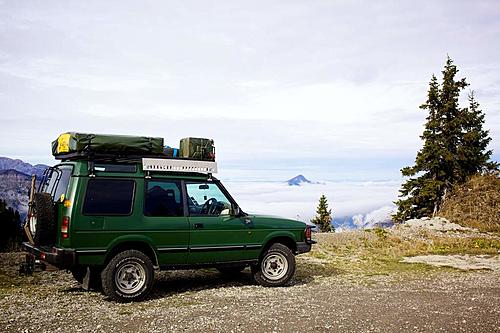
[
  {"xmin": 179, "ymin": 137, "xmax": 215, "ymax": 161},
  {"xmin": 52, "ymin": 132, "xmax": 164, "ymax": 157}
]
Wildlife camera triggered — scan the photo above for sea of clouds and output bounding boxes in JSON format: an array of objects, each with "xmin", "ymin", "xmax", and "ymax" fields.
[{"xmin": 222, "ymin": 179, "xmax": 401, "ymax": 230}]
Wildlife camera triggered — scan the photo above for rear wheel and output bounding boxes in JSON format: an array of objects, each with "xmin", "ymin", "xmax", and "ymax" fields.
[
  {"xmin": 101, "ymin": 250, "xmax": 154, "ymax": 302},
  {"xmin": 252, "ymin": 243, "xmax": 295, "ymax": 287}
]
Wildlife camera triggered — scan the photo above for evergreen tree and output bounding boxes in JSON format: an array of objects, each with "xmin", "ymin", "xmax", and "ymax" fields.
[
  {"xmin": 311, "ymin": 194, "xmax": 333, "ymax": 232},
  {"xmin": 394, "ymin": 57, "xmax": 495, "ymax": 222},
  {"xmin": 0, "ymin": 199, "xmax": 22, "ymax": 251},
  {"xmin": 456, "ymin": 91, "xmax": 496, "ymax": 179}
]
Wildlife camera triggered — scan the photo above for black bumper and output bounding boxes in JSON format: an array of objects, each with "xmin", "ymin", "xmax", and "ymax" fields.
[
  {"xmin": 22, "ymin": 242, "xmax": 76, "ymax": 269},
  {"xmin": 296, "ymin": 240, "xmax": 316, "ymax": 254}
]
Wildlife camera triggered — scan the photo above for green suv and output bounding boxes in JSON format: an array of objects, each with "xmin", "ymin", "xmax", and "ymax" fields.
[{"xmin": 22, "ymin": 134, "xmax": 313, "ymax": 302}]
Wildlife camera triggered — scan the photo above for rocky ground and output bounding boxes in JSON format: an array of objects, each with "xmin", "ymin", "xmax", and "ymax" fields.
[{"xmin": 1, "ymin": 219, "xmax": 499, "ymax": 333}]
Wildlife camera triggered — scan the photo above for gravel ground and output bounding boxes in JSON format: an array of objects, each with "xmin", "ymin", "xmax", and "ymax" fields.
[
  {"xmin": 402, "ymin": 254, "xmax": 500, "ymax": 271},
  {"xmin": 1, "ymin": 251, "xmax": 499, "ymax": 333}
]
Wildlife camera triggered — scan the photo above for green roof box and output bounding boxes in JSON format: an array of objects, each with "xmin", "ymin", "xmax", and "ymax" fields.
[
  {"xmin": 52, "ymin": 132, "xmax": 164, "ymax": 157},
  {"xmin": 179, "ymin": 137, "xmax": 215, "ymax": 161}
]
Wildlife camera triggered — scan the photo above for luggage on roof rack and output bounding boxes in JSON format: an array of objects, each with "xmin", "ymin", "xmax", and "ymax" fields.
[
  {"xmin": 179, "ymin": 137, "xmax": 215, "ymax": 161},
  {"xmin": 52, "ymin": 132, "xmax": 164, "ymax": 159}
]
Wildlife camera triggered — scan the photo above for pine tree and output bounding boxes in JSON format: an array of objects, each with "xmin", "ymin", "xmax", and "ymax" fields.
[
  {"xmin": 456, "ymin": 91, "xmax": 495, "ymax": 179},
  {"xmin": 0, "ymin": 199, "xmax": 22, "ymax": 251},
  {"xmin": 311, "ymin": 194, "xmax": 333, "ymax": 232},
  {"xmin": 394, "ymin": 57, "xmax": 495, "ymax": 222}
]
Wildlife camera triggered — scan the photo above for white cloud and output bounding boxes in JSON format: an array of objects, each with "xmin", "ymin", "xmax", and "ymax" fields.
[
  {"xmin": 352, "ymin": 205, "xmax": 397, "ymax": 229},
  {"xmin": 0, "ymin": 0, "xmax": 498, "ymax": 173},
  {"xmin": 223, "ymin": 180, "xmax": 401, "ymax": 221}
]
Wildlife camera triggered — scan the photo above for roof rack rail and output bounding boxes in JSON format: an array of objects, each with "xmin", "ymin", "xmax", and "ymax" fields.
[{"xmin": 142, "ymin": 158, "xmax": 217, "ymax": 174}]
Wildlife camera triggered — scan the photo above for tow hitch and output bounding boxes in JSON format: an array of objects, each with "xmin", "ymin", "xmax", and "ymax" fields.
[{"xmin": 19, "ymin": 254, "xmax": 46, "ymax": 276}]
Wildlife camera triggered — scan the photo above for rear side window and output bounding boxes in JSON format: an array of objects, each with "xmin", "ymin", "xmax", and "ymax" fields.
[
  {"xmin": 144, "ymin": 180, "xmax": 183, "ymax": 217},
  {"xmin": 83, "ymin": 179, "xmax": 135, "ymax": 215}
]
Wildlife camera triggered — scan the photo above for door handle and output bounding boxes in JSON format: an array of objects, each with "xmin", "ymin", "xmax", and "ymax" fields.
[{"xmin": 194, "ymin": 223, "xmax": 204, "ymax": 229}]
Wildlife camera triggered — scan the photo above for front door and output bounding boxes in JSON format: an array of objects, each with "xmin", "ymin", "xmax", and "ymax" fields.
[{"xmin": 185, "ymin": 181, "xmax": 249, "ymax": 264}]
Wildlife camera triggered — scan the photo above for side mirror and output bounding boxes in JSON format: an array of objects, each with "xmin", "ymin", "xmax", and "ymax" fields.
[
  {"xmin": 232, "ymin": 206, "xmax": 241, "ymax": 217},
  {"xmin": 221, "ymin": 206, "xmax": 241, "ymax": 217}
]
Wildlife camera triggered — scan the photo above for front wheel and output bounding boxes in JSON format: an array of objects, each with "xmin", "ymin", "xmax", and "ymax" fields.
[
  {"xmin": 252, "ymin": 243, "xmax": 296, "ymax": 287},
  {"xmin": 101, "ymin": 250, "xmax": 154, "ymax": 302}
]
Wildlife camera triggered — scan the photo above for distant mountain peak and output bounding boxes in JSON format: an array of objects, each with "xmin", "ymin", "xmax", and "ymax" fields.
[{"xmin": 287, "ymin": 174, "xmax": 312, "ymax": 186}]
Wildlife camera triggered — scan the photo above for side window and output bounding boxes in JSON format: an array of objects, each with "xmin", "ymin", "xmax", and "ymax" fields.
[
  {"xmin": 185, "ymin": 182, "xmax": 231, "ymax": 216},
  {"xmin": 144, "ymin": 180, "xmax": 183, "ymax": 217},
  {"xmin": 83, "ymin": 179, "xmax": 135, "ymax": 215}
]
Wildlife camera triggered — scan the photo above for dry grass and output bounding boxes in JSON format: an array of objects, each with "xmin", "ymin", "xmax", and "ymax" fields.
[
  {"xmin": 438, "ymin": 172, "xmax": 500, "ymax": 232},
  {"xmin": 305, "ymin": 228, "xmax": 500, "ymax": 277}
]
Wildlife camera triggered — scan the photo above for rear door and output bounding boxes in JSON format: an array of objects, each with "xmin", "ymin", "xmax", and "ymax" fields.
[
  {"xmin": 75, "ymin": 177, "xmax": 189, "ymax": 266},
  {"xmin": 185, "ymin": 180, "xmax": 249, "ymax": 264},
  {"xmin": 142, "ymin": 178, "xmax": 189, "ymax": 265}
]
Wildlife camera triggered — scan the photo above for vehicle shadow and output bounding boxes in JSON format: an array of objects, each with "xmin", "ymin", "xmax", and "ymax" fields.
[
  {"xmin": 150, "ymin": 269, "xmax": 254, "ymax": 300},
  {"xmin": 149, "ymin": 260, "xmax": 340, "ymax": 300}
]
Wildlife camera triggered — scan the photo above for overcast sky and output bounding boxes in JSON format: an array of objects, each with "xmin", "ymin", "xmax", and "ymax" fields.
[{"xmin": 0, "ymin": 0, "xmax": 499, "ymax": 182}]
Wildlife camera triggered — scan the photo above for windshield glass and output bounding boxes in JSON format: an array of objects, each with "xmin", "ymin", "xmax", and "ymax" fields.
[{"xmin": 41, "ymin": 165, "xmax": 73, "ymax": 201}]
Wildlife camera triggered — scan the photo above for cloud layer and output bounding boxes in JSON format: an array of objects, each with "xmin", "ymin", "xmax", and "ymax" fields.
[{"xmin": 224, "ymin": 180, "xmax": 401, "ymax": 222}]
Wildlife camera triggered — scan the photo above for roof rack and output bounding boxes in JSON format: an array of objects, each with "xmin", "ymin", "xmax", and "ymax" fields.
[{"xmin": 142, "ymin": 158, "xmax": 217, "ymax": 174}]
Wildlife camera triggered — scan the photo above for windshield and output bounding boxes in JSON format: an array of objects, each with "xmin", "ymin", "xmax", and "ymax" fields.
[{"xmin": 41, "ymin": 165, "xmax": 73, "ymax": 201}]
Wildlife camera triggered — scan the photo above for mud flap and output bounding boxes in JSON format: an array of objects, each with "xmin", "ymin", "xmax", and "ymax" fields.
[
  {"xmin": 82, "ymin": 267, "xmax": 102, "ymax": 291},
  {"xmin": 82, "ymin": 267, "xmax": 91, "ymax": 290}
]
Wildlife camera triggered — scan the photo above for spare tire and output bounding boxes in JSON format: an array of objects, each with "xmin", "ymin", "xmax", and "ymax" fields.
[{"xmin": 28, "ymin": 192, "xmax": 56, "ymax": 246}]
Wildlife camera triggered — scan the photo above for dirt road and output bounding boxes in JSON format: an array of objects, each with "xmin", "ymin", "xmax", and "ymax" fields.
[{"xmin": 1, "ymin": 252, "xmax": 499, "ymax": 333}]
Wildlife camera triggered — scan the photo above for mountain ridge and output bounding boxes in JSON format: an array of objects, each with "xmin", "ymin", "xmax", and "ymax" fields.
[
  {"xmin": 0, "ymin": 157, "xmax": 48, "ymax": 178},
  {"xmin": 0, "ymin": 156, "xmax": 47, "ymax": 220}
]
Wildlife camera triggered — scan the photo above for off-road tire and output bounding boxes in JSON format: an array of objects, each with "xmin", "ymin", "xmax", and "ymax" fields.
[
  {"xmin": 216, "ymin": 265, "xmax": 246, "ymax": 275},
  {"xmin": 101, "ymin": 250, "xmax": 154, "ymax": 302},
  {"xmin": 252, "ymin": 243, "xmax": 295, "ymax": 287},
  {"xmin": 31, "ymin": 193, "xmax": 55, "ymax": 246}
]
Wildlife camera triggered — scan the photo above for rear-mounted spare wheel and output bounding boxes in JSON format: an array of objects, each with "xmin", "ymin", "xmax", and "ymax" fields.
[{"xmin": 28, "ymin": 193, "xmax": 56, "ymax": 246}]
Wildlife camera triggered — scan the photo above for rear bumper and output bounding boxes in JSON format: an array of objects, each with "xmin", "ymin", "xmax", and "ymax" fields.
[
  {"xmin": 296, "ymin": 240, "xmax": 316, "ymax": 254},
  {"xmin": 22, "ymin": 242, "xmax": 76, "ymax": 269}
]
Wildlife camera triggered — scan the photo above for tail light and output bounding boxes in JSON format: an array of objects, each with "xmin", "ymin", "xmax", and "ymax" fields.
[
  {"xmin": 305, "ymin": 226, "xmax": 312, "ymax": 242},
  {"xmin": 61, "ymin": 216, "xmax": 70, "ymax": 239}
]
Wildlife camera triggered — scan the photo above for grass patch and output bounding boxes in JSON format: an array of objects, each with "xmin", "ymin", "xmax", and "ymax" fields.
[
  {"xmin": 438, "ymin": 173, "xmax": 500, "ymax": 232},
  {"xmin": 305, "ymin": 228, "xmax": 500, "ymax": 278}
]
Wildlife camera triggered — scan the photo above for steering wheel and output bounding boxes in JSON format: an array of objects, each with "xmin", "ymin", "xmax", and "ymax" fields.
[{"xmin": 200, "ymin": 198, "xmax": 218, "ymax": 215}]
